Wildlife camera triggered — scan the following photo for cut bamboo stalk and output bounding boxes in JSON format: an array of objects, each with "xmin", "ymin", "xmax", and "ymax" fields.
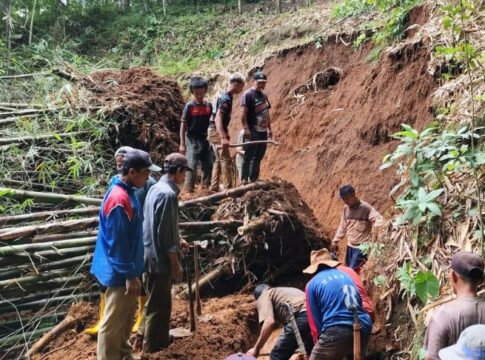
[
  {"xmin": 0, "ymin": 254, "xmax": 92, "ymax": 280},
  {"xmin": 0, "ymin": 115, "xmax": 39, "ymax": 127},
  {"xmin": 0, "ymin": 267, "xmax": 90, "ymax": 289},
  {"xmin": 33, "ymin": 230, "xmax": 99, "ymax": 243},
  {"xmin": 0, "ymin": 312, "xmax": 66, "ymax": 336},
  {"xmin": 180, "ymin": 264, "xmax": 230, "ymax": 296},
  {"xmin": 0, "ymin": 72, "xmax": 50, "ymax": 79},
  {"xmin": 2, "ymin": 275, "xmax": 86, "ymax": 298},
  {"xmin": 0, "ymin": 130, "xmax": 87, "ymax": 145},
  {"xmin": 0, "ymin": 187, "xmax": 102, "ymax": 206},
  {"xmin": 1, "ymin": 292, "xmax": 98, "ymax": 314},
  {"xmin": 179, "ymin": 220, "xmax": 243, "ymax": 229},
  {"xmin": 0, "ymin": 326, "xmax": 53, "ymax": 349},
  {"xmin": 0, "ymin": 108, "xmax": 53, "ymax": 119},
  {"xmin": 0, "ymin": 217, "xmax": 99, "ymax": 241},
  {"xmin": 180, "ymin": 181, "xmax": 270, "ymax": 208},
  {"xmin": 25, "ymin": 314, "xmax": 81, "ymax": 358},
  {"xmin": 0, "ymin": 237, "xmax": 96, "ymax": 256},
  {"xmin": 21, "ymin": 245, "xmax": 95, "ymax": 260},
  {"xmin": 0, "ymin": 286, "xmax": 85, "ymax": 310},
  {"xmin": 0, "ymin": 206, "xmax": 99, "ymax": 226},
  {"xmin": 0, "ymin": 102, "xmax": 37, "ymax": 108},
  {"xmin": 237, "ymin": 217, "xmax": 269, "ymax": 236}
]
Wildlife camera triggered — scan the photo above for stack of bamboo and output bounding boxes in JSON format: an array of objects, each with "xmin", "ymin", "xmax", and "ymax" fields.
[{"xmin": 0, "ymin": 180, "xmax": 325, "ymax": 357}]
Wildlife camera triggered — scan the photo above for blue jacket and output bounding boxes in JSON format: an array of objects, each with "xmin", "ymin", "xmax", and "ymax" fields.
[
  {"xmin": 109, "ymin": 174, "xmax": 157, "ymax": 209},
  {"xmin": 306, "ymin": 268, "xmax": 372, "ymax": 340},
  {"xmin": 90, "ymin": 176, "xmax": 144, "ymax": 287}
]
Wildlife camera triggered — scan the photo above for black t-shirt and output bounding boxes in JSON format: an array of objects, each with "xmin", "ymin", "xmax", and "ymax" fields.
[
  {"xmin": 210, "ymin": 90, "xmax": 233, "ymax": 132},
  {"xmin": 182, "ymin": 100, "xmax": 213, "ymax": 138},
  {"xmin": 240, "ymin": 88, "xmax": 271, "ymax": 132}
]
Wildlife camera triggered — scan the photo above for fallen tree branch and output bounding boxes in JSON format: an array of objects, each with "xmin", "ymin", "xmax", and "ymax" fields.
[
  {"xmin": 180, "ymin": 181, "xmax": 270, "ymax": 208},
  {"xmin": 24, "ymin": 315, "xmax": 80, "ymax": 358},
  {"xmin": 0, "ymin": 187, "xmax": 102, "ymax": 206}
]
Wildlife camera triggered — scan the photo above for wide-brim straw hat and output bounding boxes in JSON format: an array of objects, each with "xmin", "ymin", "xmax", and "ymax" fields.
[{"xmin": 303, "ymin": 248, "xmax": 340, "ymax": 274}]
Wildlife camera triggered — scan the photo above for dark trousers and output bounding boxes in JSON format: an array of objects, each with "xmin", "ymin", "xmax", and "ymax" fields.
[
  {"xmin": 345, "ymin": 246, "xmax": 368, "ymax": 274},
  {"xmin": 241, "ymin": 130, "xmax": 267, "ymax": 182},
  {"xmin": 184, "ymin": 135, "xmax": 213, "ymax": 192},
  {"xmin": 271, "ymin": 311, "xmax": 314, "ymax": 360},
  {"xmin": 139, "ymin": 272, "xmax": 172, "ymax": 353},
  {"xmin": 309, "ymin": 325, "xmax": 370, "ymax": 360}
]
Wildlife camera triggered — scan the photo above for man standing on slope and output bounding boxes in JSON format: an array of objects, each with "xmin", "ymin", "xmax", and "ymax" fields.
[
  {"xmin": 240, "ymin": 72, "xmax": 272, "ymax": 183},
  {"xmin": 208, "ymin": 72, "xmax": 246, "ymax": 191},
  {"xmin": 424, "ymin": 251, "xmax": 485, "ymax": 360},
  {"xmin": 91, "ymin": 149, "xmax": 160, "ymax": 360},
  {"xmin": 138, "ymin": 153, "xmax": 191, "ymax": 353},
  {"xmin": 179, "ymin": 76, "xmax": 213, "ymax": 193},
  {"xmin": 304, "ymin": 249, "xmax": 373, "ymax": 359},
  {"xmin": 331, "ymin": 185, "xmax": 384, "ymax": 273}
]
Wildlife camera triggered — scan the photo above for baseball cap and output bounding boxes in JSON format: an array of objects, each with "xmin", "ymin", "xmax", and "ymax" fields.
[
  {"xmin": 253, "ymin": 72, "xmax": 267, "ymax": 82},
  {"xmin": 114, "ymin": 146, "xmax": 133, "ymax": 157},
  {"xmin": 253, "ymin": 284, "xmax": 269, "ymax": 300},
  {"xmin": 438, "ymin": 324, "xmax": 485, "ymax": 360},
  {"xmin": 224, "ymin": 353, "xmax": 256, "ymax": 360},
  {"xmin": 339, "ymin": 185, "xmax": 355, "ymax": 198},
  {"xmin": 164, "ymin": 153, "xmax": 193, "ymax": 172},
  {"xmin": 303, "ymin": 248, "xmax": 340, "ymax": 274},
  {"xmin": 123, "ymin": 149, "xmax": 161, "ymax": 172},
  {"xmin": 451, "ymin": 252, "xmax": 484, "ymax": 280}
]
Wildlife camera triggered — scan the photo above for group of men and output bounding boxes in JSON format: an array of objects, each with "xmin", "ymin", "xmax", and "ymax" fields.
[
  {"xmin": 86, "ymin": 70, "xmax": 485, "ymax": 360},
  {"xmin": 179, "ymin": 71, "xmax": 272, "ymax": 193}
]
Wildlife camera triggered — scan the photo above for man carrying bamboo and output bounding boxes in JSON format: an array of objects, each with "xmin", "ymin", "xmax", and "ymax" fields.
[
  {"xmin": 208, "ymin": 72, "xmax": 245, "ymax": 191},
  {"xmin": 137, "ymin": 153, "xmax": 191, "ymax": 352},
  {"xmin": 90, "ymin": 149, "xmax": 160, "ymax": 360}
]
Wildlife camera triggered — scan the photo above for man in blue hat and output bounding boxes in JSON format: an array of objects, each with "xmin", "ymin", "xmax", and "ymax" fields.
[
  {"xmin": 438, "ymin": 324, "xmax": 485, "ymax": 360},
  {"xmin": 91, "ymin": 148, "xmax": 160, "ymax": 360}
]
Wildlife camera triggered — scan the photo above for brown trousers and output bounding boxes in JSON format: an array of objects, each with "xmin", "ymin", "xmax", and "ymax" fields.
[
  {"xmin": 208, "ymin": 127, "xmax": 233, "ymax": 191},
  {"xmin": 97, "ymin": 287, "xmax": 137, "ymax": 360}
]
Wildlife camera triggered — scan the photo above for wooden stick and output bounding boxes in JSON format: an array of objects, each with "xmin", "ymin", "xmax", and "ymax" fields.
[
  {"xmin": 194, "ymin": 246, "xmax": 202, "ymax": 316},
  {"xmin": 0, "ymin": 187, "xmax": 102, "ymax": 206},
  {"xmin": 185, "ymin": 260, "xmax": 196, "ymax": 332},
  {"xmin": 180, "ymin": 181, "xmax": 270, "ymax": 208},
  {"xmin": 228, "ymin": 140, "xmax": 279, "ymax": 148},
  {"xmin": 0, "ymin": 217, "xmax": 99, "ymax": 241},
  {"xmin": 0, "ymin": 72, "xmax": 50, "ymax": 79},
  {"xmin": 24, "ymin": 315, "xmax": 80, "ymax": 358},
  {"xmin": 0, "ymin": 206, "xmax": 99, "ymax": 226}
]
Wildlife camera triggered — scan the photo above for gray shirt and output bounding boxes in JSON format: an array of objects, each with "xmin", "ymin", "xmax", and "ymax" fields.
[{"xmin": 143, "ymin": 175, "xmax": 180, "ymax": 274}]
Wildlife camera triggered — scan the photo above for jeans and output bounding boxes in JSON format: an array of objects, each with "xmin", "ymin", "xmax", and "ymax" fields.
[
  {"xmin": 309, "ymin": 325, "xmax": 370, "ymax": 360},
  {"xmin": 241, "ymin": 130, "xmax": 267, "ymax": 182},
  {"xmin": 271, "ymin": 311, "xmax": 314, "ymax": 360},
  {"xmin": 345, "ymin": 246, "xmax": 368, "ymax": 274},
  {"xmin": 184, "ymin": 134, "xmax": 212, "ymax": 192}
]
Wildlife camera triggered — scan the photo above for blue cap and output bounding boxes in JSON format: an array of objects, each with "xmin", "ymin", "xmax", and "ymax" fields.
[{"xmin": 439, "ymin": 324, "xmax": 485, "ymax": 360}]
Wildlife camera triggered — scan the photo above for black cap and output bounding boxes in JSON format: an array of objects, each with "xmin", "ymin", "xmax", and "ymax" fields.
[
  {"xmin": 451, "ymin": 252, "xmax": 484, "ymax": 280},
  {"xmin": 253, "ymin": 284, "xmax": 269, "ymax": 300},
  {"xmin": 123, "ymin": 149, "xmax": 161, "ymax": 172},
  {"xmin": 253, "ymin": 72, "xmax": 267, "ymax": 82},
  {"xmin": 339, "ymin": 185, "xmax": 355, "ymax": 198},
  {"xmin": 164, "ymin": 153, "xmax": 193, "ymax": 172}
]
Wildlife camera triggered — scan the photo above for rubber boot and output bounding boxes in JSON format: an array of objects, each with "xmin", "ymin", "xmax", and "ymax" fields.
[
  {"xmin": 131, "ymin": 295, "xmax": 147, "ymax": 333},
  {"xmin": 84, "ymin": 292, "xmax": 106, "ymax": 335}
]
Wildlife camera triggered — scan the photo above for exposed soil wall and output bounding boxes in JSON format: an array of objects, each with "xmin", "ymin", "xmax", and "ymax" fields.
[{"xmin": 230, "ymin": 35, "xmax": 436, "ymax": 238}]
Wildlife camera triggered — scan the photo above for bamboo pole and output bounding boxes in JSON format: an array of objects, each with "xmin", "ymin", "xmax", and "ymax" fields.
[
  {"xmin": 0, "ymin": 267, "xmax": 90, "ymax": 289},
  {"xmin": 21, "ymin": 245, "xmax": 95, "ymax": 260},
  {"xmin": 33, "ymin": 230, "xmax": 99, "ymax": 243},
  {"xmin": 0, "ymin": 108, "xmax": 54, "ymax": 119},
  {"xmin": 0, "ymin": 312, "xmax": 66, "ymax": 337},
  {"xmin": 0, "ymin": 286, "xmax": 85, "ymax": 310},
  {"xmin": 237, "ymin": 217, "xmax": 268, "ymax": 236},
  {"xmin": 0, "ymin": 131, "xmax": 88, "ymax": 145},
  {"xmin": 180, "ymin": 181, "xmax": 270, "ymax": 208},
  {"xmin": 0, "ymin": 327, "xmax": 53, "ymax": 349},
  {"xmin": 179, "ymin": 220, "xmax": 243, "ymax": 230},
  {"xmin": 0, "ymin": 217, "xmax": 99, "ymax": 241},
  {"xmin": 0, "ymin": 237, "xmax": 96, "ymax": 256},
  {"xmin": 0, "ymin": 187, "xmax": 102, "ymax": 206},
  {"xmin": 0, "ymin": 254, "xmax": 92, "ymax": 280},
  {"xmin": 1, "ymin": 274, "xmax": 86, "ymax": 298},
  {"xmin": 1, "ymin": 292, "xmax": 98, "ymax": 314},
  {"xmin": 180, "ymin": 265, "xmax": 230, "ymax": 296},
  {"xmin": 0, "ymin": 206, "xmax": 99, "ymax": 226}
]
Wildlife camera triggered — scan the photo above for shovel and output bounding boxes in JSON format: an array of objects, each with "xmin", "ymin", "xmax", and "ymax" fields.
[{"xmin": 184, "ymin": 258, "xmax": 196, "ymax": 332}]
